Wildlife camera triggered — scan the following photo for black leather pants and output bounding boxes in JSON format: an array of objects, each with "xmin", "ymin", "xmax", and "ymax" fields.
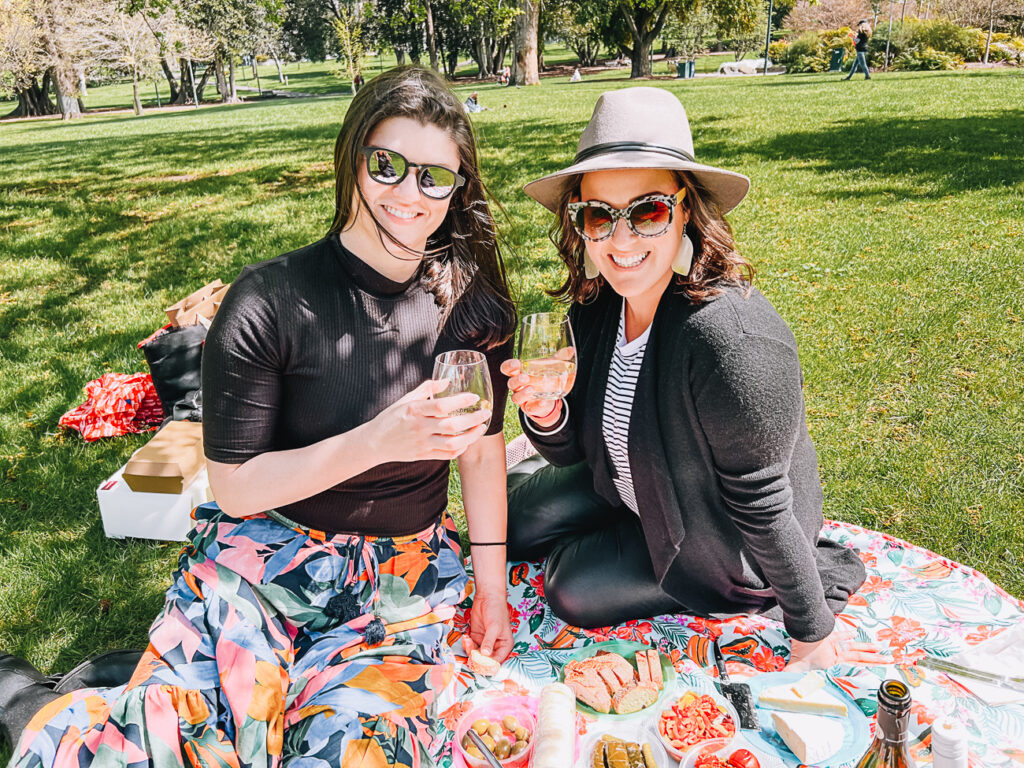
[{"xmin": 507, "ymin": 457, "xmax": 685, "ymax": 628}]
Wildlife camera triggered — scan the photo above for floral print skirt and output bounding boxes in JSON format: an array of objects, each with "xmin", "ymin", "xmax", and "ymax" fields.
[{"xmin": 11, "ymin": 503, "xmax": 468, "ymax": 768}]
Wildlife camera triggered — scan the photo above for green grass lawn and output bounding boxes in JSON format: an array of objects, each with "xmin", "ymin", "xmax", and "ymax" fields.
[{"xmin": 1, "ymin": 69, "xmax": 1022, "ymax": 694}]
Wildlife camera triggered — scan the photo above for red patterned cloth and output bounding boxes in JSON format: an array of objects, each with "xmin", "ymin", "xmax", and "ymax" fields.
[{"xmin": 59, "ymin": 373, "xmax": 165, "ymax": 441}]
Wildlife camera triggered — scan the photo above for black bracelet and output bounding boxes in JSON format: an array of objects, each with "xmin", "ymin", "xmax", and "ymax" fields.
[{"xmin": 468, "ymin": 541, "xmax": 507, "ymax": 547}]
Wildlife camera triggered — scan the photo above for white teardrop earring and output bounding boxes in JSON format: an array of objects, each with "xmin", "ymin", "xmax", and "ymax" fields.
[
  {"xmin": 584, "ymin": 251, "xmax": 600, "ymax": 279},
  {"xmin": 672, "ymin": 232, "xmax": 694, "ymax": 276}
]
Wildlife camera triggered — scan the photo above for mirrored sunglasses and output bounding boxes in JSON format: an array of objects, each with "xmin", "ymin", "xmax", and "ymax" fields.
[
  {"xmin": 359, "ymin": 146, "xmax": 466, "ymax": 200},
  {"xmin": 567, "ymin": 189, "xmax": 687, "ymax": 242}
]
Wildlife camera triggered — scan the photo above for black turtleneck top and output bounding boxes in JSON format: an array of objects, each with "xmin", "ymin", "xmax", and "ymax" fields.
[{"xmin": 201, "ymin": 235, "xmax": 511, "ymax": 535}]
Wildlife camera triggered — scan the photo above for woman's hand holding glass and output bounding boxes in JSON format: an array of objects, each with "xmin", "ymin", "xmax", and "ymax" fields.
[
  {"xmin": 501, "ymin": 312, "xmax": 577, "ymax": 429},
  {"xmin": 367, "ymin": 376, "xmax": 491, "ymax": 464}
]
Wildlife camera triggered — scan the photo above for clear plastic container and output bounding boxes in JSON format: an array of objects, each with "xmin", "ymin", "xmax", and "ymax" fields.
[
  {"xmin": 656, "ymin": 689, "xmax": 739, "ymax": 762},
  {"xmin": 680, "ymin": 737, "xmax": 736, "ymax": 768},
  {"xmin": 453, "ymin": 699, "xmax": 536, "ymax": 768}
]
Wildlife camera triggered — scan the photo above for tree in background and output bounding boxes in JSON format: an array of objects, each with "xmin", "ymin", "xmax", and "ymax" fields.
[
  {"xmin": 178, "ymin": 0, "xmax": 281, "ymax": 103},
  {"xmin": 331, "ymin": 1, "xmax": 364, "ymax": 86},
  {"xmin": 715, "ymin": 0, "xmax": 768, "ymax": 57},
  {"xmin": 463, "ymin": 0, "xmax": 519, "ymax": 77},
  {"xmin": 512, "ymin": 0, "xmax": 539, "ymax": 83},
  {"xmin": 81, "ymin": 3, "xmax": 162, "ymax": 114},
  {"xmin": 786, "ymin": 0, "xmax": 875, "ymax": 30},
  {"xmin": 0, "ymin": 0, "xmax": 55, "ymax": 116},
  {"xmin": 545, "ymin": 0, "xmax": 608, "ymax": 66},
  {"xmin": 365, "ymin": 0, "xmax": 426, "ymax": 65},
  {"xmin": 618, "ymin": 0, "xmax": 700, "ymax": 77}
]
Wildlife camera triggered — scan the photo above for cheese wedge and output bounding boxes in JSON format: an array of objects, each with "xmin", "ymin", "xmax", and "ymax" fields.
[
  {"xmin": 791, "ymin": 670, "xmax": 827, "ymax": 698},
  {"xmin": 758, "ymin": 673, "xmax": 848, "ymax": 716},
  {"xmin": 771, "ymin": 711, "xmax": 845, "ymax": 764}
]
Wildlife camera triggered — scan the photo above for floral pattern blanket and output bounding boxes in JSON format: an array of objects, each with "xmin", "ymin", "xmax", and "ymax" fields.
[{"xmin": 433, "ymin": 521, "xmax": 1024, "ymax": 767}]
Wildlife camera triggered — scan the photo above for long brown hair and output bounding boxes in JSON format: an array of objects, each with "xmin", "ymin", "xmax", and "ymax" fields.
[
  {"xmin": 327, "ymin": 66, "xmax": 515, "ymax": 348},
  {"xmin": 549, "ymin": 171, "xmax": 754, "ymax": 304}
]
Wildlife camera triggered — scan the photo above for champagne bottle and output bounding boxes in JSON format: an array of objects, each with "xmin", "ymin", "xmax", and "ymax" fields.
[{"xmin": 855, "ymin": 679, "xmax": 917, "ymax": 768}]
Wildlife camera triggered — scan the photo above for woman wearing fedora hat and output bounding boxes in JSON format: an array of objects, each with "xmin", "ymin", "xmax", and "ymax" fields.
[{"xmin": 502, "ymin": 87, "xmax": 869, "ymax": 668}]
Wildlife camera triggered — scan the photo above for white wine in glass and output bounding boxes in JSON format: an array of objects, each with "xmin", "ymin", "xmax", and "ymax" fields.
[
  {"xmin": 432, "ymin": 350, "xmax": 493, "ymax": 430},
  {"xmin": 518, "ymin": 313, "xmax": 577, "ymax": 400}
]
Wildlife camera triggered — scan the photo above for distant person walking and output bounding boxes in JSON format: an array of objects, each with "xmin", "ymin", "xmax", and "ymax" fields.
[{"xmin": 844, "ymin": 20, "xmax": 872, "ymax": 80}]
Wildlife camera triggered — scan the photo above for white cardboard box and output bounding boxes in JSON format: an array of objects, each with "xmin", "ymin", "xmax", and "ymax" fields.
[{"xmin": 97, "ymin": 466, "xmax": 213, "ymax": 541}]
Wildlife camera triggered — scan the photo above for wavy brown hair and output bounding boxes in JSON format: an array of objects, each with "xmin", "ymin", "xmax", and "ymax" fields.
[
  {"xmin": 327, "ymin": 66, "xmax": 515, "ymax": 348},
  {"xmin": 549, "ymin": 171, "xmax": 754, "ymax": 304}
]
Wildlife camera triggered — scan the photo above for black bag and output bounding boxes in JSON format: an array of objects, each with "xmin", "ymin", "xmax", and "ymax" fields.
[{"xmin": 140, "ymin": 323, "xmax": 207, "ymax": 418}]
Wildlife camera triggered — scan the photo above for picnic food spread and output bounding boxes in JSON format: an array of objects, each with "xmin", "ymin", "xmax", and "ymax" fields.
[
  {"xmin": 693, "ymin": 749, "xmax": 761, "ymax": 768},
  {"xmin": 658, "ymin": 692, "xmax": 736, "ymax": 754},
  {"xmin": 770, "ymin": 710, "xmax": 845, "ymax": 764},
  {"xmin": 460, "ymin": 714, "xmax": 531, "ymax": 762},
  {"xmin": 532, "ymin": 683, "xmax": 576, "ymax": 768},
  {"xmin": 564, "ymin": 649, "xmax": 664, "ymax": 714},
  {"xmin": 590, "ymin": 734, "xmax": 659, "ymax": 768},
  {"xmin": 756, "ymin": 670, "xmax": 848, "ymax": 716}
]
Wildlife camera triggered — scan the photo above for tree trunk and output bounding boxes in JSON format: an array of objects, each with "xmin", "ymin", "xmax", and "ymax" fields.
[
  {"xmin": 52, "ymin": 66, "xmax": 82, "ymax": 120},
  {"xmin": 131, "ymin": 68, "xmax": 142, "ymax": 115},
  {"xmin": 424, "ymin": 0, "xmax": 439, "ymax": 70},
  {"xmin": 161, "ymin": 58, "xmax": 181, "ymax": 103},
  {"xmin": 270, "ymin": 48, "xmax": 285, "ymax": 82},
  {"xmin": 983, "ymin": 0, "xmax": 995, "ymax": 63},
  {"xmin": 173, "ymin": 57, "xmax": 194, "ymax": 104},
  {"xmin": 396, "ymin": 48, "xmax": 407, "ymax": 66},
  {"xmin": 79, "ymin": 69, "xmax": 88, "ymax": 96},
  {"xmin": 493, "ymin": 39, "xmax": 509, "ymax": 73},
  {"xmin": 514, "ymin": 0, "xmax": 540, "ymax": 85},
  {"xmin": 9, "ymin": 78, "xmax": 57, "ymax": 118},
  {"xmin": 630, "ymin": 35, "xmax": 654, "ymax": 77},
  {"xmin": 229, "ymin": 56, "xmax": 238, "ymax": 100},
  {"xmin": 195, "ymin": 64, "xmax": 212, "ymax": 102},
  {"xmin": 215, "ymin": 55, "xmax": 239, "ymax": 103}
]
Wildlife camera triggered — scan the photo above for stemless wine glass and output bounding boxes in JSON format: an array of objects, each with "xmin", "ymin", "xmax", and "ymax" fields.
[
  {"xmin": 517, "ymin": 313, "xmax": 577, "ymax": 400},
  {"xmin": 432, "ymin": 350, "xmax": 494, "ymax": 431}
]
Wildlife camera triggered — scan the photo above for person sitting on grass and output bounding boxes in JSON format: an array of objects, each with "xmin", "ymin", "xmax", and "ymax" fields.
[
  {"xmin": 502, "ymin": 87, "xmax": 876, "ymax": 670},
  {"xmin": 464, "ymin": 91, "xmax": 487, "ymax": 113},
  {"xmin": 0, "ymin": 65, "xmax": 516, "ymax": 767}
]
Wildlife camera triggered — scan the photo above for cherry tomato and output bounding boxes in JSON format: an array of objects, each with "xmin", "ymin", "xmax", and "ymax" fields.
[{"xmin": 727, "ymin": 749, "xmax": 761, "ymax": 768}]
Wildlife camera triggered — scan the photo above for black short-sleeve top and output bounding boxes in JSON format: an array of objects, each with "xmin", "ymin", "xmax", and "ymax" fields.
[{"xmin": 201, "ymin": 235, "xmax": 511, "ymax": 536}]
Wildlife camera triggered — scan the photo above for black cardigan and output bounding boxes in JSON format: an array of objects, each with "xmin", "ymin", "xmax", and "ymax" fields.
[{"xmin": 522, "ymin": 282, "xmax": 865, "ymax": 642}]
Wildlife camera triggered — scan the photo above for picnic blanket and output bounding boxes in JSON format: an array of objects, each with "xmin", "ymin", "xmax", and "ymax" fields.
[
  {"xmin": 433, "ymin": 520, "xmax": 1024, "ymax": 766},
  {"xmin": 58, "ymin": 372, "xmax": 164, "ymax": 441}
]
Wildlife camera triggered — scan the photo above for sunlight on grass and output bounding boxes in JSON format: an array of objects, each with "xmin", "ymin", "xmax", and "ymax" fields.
[{"xmin": 1, "ymin": 68, "xmax": 1022, "ymax": 672}]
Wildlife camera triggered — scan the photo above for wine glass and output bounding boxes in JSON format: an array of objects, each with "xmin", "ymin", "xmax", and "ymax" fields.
[
  {"xmin": 517, "ymin": 313, "xmax": 577, "ymax": 400},
  {"xmin": 432, "ymin": 350, "xmax": 494, "ymax": 430}
]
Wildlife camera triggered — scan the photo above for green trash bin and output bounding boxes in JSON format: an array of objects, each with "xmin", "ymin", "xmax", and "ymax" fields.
[
  {"xmin": 675, "ymin": 60, "xmax": 696, "ymax": 79},
  {"xmin": 829, "ymin": 48, "xmax": 846, "ymax": 72}
]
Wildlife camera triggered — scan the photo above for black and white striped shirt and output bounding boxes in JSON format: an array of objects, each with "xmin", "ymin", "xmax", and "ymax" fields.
[{"xmin": 601, "ymin": 301, "xmax": 651, "ymax": 515}]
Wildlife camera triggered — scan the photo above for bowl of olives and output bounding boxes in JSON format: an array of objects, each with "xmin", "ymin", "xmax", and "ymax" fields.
[{"xmin": 454, "ymin": 698, "xmax": 535, "ymax": 768}]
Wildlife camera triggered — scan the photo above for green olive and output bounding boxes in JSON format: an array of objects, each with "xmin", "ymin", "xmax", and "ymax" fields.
[
  {"xmin": 514, "ymin": 726, "xmax": 529, "ymax": 742},
  {"xmin": 502, "ymin": 715, "xmax": 520, "ymax": 732},
  {"xmin": 510, "ymin": 740, "xmax": 529, "ymax": 755},
  {"xmin": 465, "ymin": 744, "xmax": 484, "ymax": 759},
  {"xmin": 493, "ymin": 739, "xmax": 511, "ymax": 760},
  {"xmin": 471, "ymin": 719, "xmax": 489, "ymax": 735},
  {"xmin": 487, "ymin": 723, "xmax": 502, "ymax": 741},
  {"xmin": 481, "ymin": 734, "xmax": 496, "ymax": 750},
  {"xmin": 461, "ymin": 734, "xmax": 473, "ymax": 750}
]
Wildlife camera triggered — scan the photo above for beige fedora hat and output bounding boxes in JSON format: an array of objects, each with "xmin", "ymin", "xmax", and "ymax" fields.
[{"xmin": 524, "ymin": 87, "xmax": 750, "ymax": 214}]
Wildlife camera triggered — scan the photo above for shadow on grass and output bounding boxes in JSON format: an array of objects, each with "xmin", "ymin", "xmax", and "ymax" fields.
[{"xmin": 740, "ymin": 109, "xmax": 1024, "ymax": 196}]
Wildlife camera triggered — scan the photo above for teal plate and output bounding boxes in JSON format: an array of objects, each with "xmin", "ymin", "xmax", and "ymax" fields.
[
  {"xmin": 744, "ymin": 672, "xmax": 871, "ymax": 767},
  {"xmin": 557, "ymin": 639, "xmax": 677, "ymax": 720}
]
